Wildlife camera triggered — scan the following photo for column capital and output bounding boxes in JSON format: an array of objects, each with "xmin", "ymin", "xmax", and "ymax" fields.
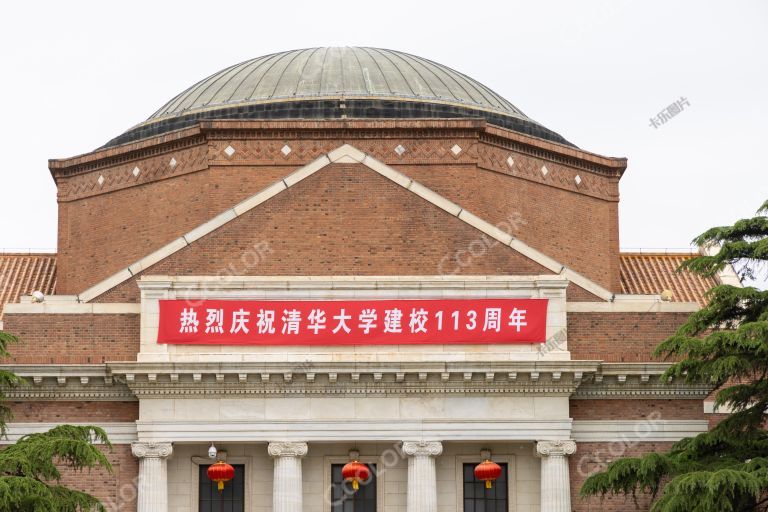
[
  {"xmin": 402, "ymin": 441, "xmax": 443, "ymax": 457},
  {"xmin": 536, "ymin": 440, "xmax": 576, "ymax": 457},
  {"xmin": 268, "ymin": 441, "xmax": 308, "ymax": 458},
  {"xmin": 131, "ymin": 441, "xmax": 173, "ymax": 459}
]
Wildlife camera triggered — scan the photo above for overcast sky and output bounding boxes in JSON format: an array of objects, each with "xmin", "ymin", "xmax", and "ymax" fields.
[{"xmin": 1, "ymin": 1, "xmax": 766, "ymax": 261}]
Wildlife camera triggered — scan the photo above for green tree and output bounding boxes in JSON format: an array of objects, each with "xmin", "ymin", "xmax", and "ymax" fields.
[
  {"xmin": 0, "ymin": 330, "xmax": 113, "ymax": 512},
  {"xmin": 581, "ymin": 199, "xmax": 768, "ymax": 511}
]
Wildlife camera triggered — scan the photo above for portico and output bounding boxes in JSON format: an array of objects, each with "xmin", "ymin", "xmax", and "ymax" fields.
[{"xmin": 112, "ymin": 274, "xmax": 583, "ymax": 512}]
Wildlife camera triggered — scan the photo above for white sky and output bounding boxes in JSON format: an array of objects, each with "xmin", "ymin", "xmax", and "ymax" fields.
[{"xmin": 1, "ymin": 1, "xmax": 766, "ymax": 260}]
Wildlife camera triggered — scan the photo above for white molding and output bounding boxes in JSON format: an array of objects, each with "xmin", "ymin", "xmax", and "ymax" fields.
[
  {"xmin": 138, "ymin": 274, "xmax": 570, "ymax": 292},
  {"xmin": 566, "ymin": 301, "xmax": 699, "ymax": 313},
  {"xmin": 3, "ymin": 302, "xmax": 140, "ymax": 315},
  {"xmin": 135, "ymin": 419, "xmax": 573, "ymax": 443},
  {"xmin": 703, "ymin": 400, "xmax": 735, "ymax": 414},
  {"xmin": 77, "ymin": 143, "xmax": 615, "ymax": 303},
  {"xmin": 700, "ymin": 245, "xmax": 743, "ymax": 288},
  {"xmin": 572, "ymin": 420, "xmax": 708, "ymax": 442},
  {"xmin": 0, "ymin": 422, "xmax": 137, "ymax": 444}
]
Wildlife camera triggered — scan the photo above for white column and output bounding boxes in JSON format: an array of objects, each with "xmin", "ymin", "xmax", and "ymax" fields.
[
  {"xmin": 131, "ymin": 441, "xmax": 173, "ymax": 512},
  {"xmin": 402, "ymin": 441, "xmax": 443, "ymax": 512},
  {"xmin": 536, "ymin": 440, "xmax": 577, "ymax": 512},
  {"xmin": 268, "ymin": 441, "xmax": 308, "ymax": 512}
]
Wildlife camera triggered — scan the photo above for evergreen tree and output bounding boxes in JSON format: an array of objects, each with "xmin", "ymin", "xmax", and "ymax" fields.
[
  {"xmin": 0, "ymin": 330, "xmax": 113, "ymax": 512},
  {"xmin": 581, "ymin": 199, "xmax": 768, "ymax": 511}
]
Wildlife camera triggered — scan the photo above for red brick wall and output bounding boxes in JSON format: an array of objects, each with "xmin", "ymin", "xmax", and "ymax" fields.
[
  {"xmin": 1, "ymin": 314, "xmax": 139, "ymax": 363},
  {"xmin": 571, "ymin": 399, "xmax": 706, "ymax": 420},
  {"xmin": 53, "ymin": 124, "xmax": 623, "ymax": 297},
  {"xmin": 95, "ymin": 163, "xmax": 556, "ymax": 302},
  {"xmin": 8, "ymin": 401, "xmax": 138, "ymax": 422},
  {"xmin": 568, "ymin": 312, "xmax": 690, "ymax": 362},
  {"xmin": 57, "ymin": 444, "xmax": 138, "ymax": 512},
  {"xmin": 57, "ymin": 163, "xmax": 296, "ymax": 294},
  {"xmin": 571, "ymin": 442, "xmax": 674, "ymax": 511},
  {"xmin": 406, "ymin": 164, "xmax": 620, "ymax": 292}
]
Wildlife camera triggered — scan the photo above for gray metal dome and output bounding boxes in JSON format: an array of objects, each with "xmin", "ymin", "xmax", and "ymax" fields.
[{"xmin": 104, "ymin": 47, "xmax": 573, "ymax": 147}]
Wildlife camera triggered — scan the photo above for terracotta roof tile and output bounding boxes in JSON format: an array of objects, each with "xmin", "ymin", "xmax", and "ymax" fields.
[
  {"xmin": 620, "ymin": 252, "xmax": 717, "ymax": 306},
  {"xmin": 0, "ymin": 254, "xmax": 57, "ymax": 320}
]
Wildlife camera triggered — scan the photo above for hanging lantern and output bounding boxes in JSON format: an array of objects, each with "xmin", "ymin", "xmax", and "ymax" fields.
[
  {"xmin": 207, "ymin": 460, "xmax": 235, "ymax": 492},
  {"xmin": 474, "ymin": 459, "xmax": 502, "ymax": 489},
  {"xmin": 341, "ymin": 460, "xmax": 370, "ymax": 491}
]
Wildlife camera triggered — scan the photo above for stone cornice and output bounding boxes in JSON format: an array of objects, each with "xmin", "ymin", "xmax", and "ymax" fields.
[
  {"xmin": 2, "ymin": 365, "xmax": 134, "ymax": 401},
  {"xmin": 49, "ymin": 119, "xmax": 626, "ymax": 171},
  {"xmin": 108, "ymin": 361, "xmax": 599, "ymax": 398},
  {"xmin": 48, "ymin": 120, "xmax": 625, "ymax": 181},
  {"xmin": 1, "ymin": 362, "xmax": 714, "ymax": 401},
  {"xmin": 573, "ymin": 363, "xmax": 713, "ymax": 399}
]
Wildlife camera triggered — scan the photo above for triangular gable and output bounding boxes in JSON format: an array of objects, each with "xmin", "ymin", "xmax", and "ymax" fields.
[{"xmin": 78, "ymin": 144, "xmax": 614, "ymax": 302}]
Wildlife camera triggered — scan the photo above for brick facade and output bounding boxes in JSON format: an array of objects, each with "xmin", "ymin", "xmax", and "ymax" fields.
[
  {"xmin": 570, "ymin": 399, "xmax": 707, "ymax": 420},
  {"xmin": 1, "ymin": 118, "xmax": 711, "ymax": 512},
  {"xmin": 57, "ymin": 445, "xmax": 138, "ymax": 512},
  {"xmin": 571, "ymin": 442, "xmax": 675, "ymax": 511},
  {"xmin": 567, "ymin": 312, "xmax": 691, "ymax": 362},
  {"xmin": 94, "ymin": 163, "xmax": 560, "ymax": 302},
  {"xmin": 50, "ymin": 121, "xmax": 625, "ymax": 297},
  {"xmin": 8, "ymin": 401, "xmax": 138, "ymax": 422},
  {"xmin": 1, "ymin": 313, "xmax": 139, "ymax": 364}
]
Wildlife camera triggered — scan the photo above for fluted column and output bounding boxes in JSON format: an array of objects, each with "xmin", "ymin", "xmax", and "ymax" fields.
[
  {"xmin": 268, "ymin": 441, "xmax": 308, "ymax": 512},
  {"xmin": 131, "ymin": 442, "xmax": 173, "ymax": 512},
  {"xmin": 402, "ymin": 441, "xmax": 443, "ymax": 512},
  {"xmin": 536, "ymin": 440, "xmax": 577, "ymax": 512}
]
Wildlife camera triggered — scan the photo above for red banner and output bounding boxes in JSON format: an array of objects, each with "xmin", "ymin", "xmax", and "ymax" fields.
[{"xmin": 157, "ymin": 299, "xmax": 548, "ymax": 346}]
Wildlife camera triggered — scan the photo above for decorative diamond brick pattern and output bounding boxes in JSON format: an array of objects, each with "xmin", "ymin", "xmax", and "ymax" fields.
[{"xmin": 59, "ymin": 144, "xmax": 209, "ymax": 202}]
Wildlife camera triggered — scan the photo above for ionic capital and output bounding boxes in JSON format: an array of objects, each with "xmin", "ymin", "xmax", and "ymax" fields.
[
  {"xmin": 536, "ymin": 440, "xmax": 576, "ymax": 457},
  {"xmin": 131, "ymin": 441, "xmax": 173, "ymax": 459},
  {"xmin": 268, "ymin": 441, "xmax": 308, "ymax": 458},
  {"xmin": 402, "ymin": 441, "xmax": 443, "ymax": 458}
]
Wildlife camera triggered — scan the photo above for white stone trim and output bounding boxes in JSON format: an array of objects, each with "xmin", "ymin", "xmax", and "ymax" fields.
[
  {"xmin": 135, "ymin": 419, "xmax": 573, "ymax": 443},
  {"xmin": 703, "ymin": 400, "xmax": 735, "ymax": 414},
  {"xmin": 77, "ymin": 143, "xmax": 615, "ymax": 303},
  {"xmin": 0, "ymin": 422, "xmax": 137, "ymax": 444},
  {"xmin": 566, "ymin": 301, "xmax": 699, "ymax": 313},
  {"xmin": 136, "ymin": 274, "xmax": 571, "ymax": 363},
  {"xmin": 3, "ymin": 302, "xmax": 140, "ymax": 315},
  {"xmin": 572, "ymin": 420, "xmax": 708, "ymax": 442},
  {"xmin": 700, "ymin": 245, "xmax": 743, "ymax": 288}
]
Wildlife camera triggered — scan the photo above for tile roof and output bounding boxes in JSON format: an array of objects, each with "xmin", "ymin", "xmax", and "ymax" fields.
[
  {"xmin": 620, "ymin": 252, "xmax": 717, "ymax": 306},
  {"xmin": 0, "ymin": 253, "xmax": 57, "ymax": 320}
]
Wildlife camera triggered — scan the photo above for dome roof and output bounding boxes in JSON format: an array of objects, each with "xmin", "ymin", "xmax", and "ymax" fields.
[{"xmin": 104, "ymin": 47, "xmax": 572, "ymax": 148}]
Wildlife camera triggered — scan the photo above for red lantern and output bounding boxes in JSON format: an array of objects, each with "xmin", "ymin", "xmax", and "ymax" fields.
[
  {"xmin": 207, "ymin": 461, "xmax": 235, "ymax": 492},
  {"xmin": 341, "ymin": 460, "xmax": 370, "ymax": 491},
  {"xmin": 474, "ymin": 459, "xmax": 502, "ymax": 489}
]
